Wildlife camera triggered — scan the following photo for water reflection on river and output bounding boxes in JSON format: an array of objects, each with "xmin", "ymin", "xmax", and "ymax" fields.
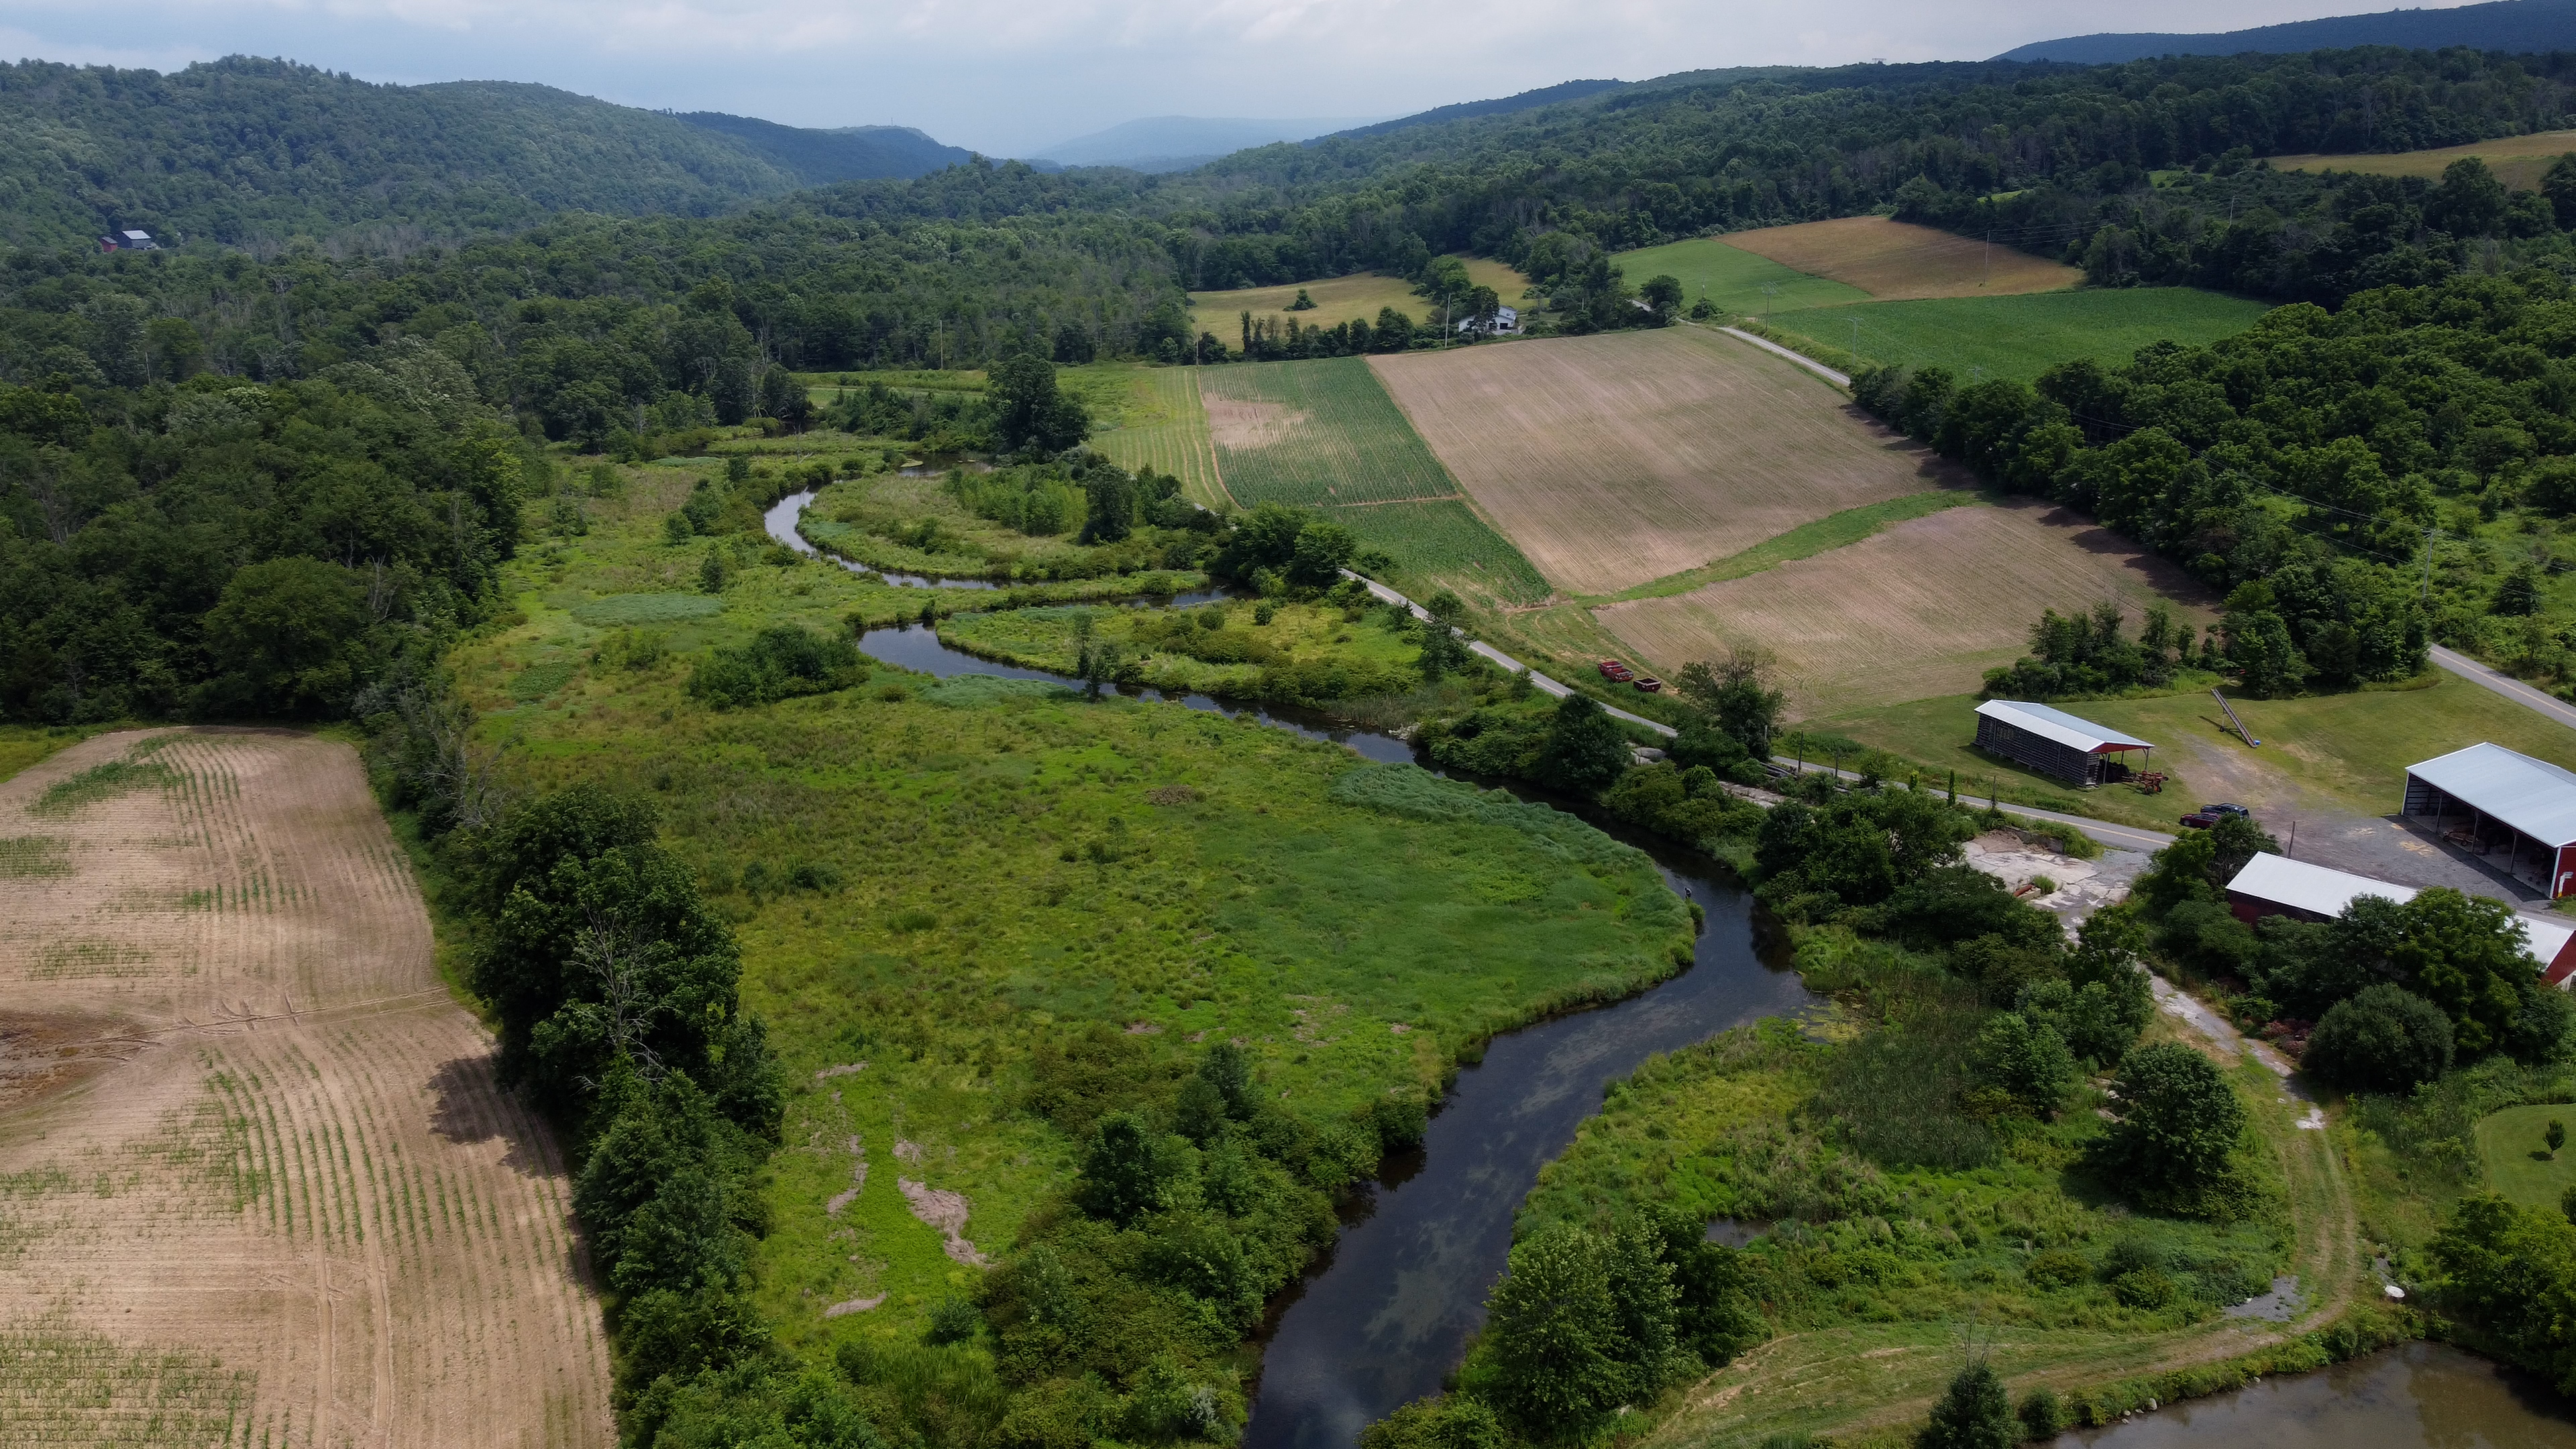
[{"xmin": 2061, "ymin": 1343, "xmax": 2576, "ymax": 1448}]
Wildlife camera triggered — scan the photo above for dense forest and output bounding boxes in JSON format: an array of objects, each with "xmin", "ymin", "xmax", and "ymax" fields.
[{"xmin": 0, "ymin": 57, "xmax": 968, "ymax": 250}]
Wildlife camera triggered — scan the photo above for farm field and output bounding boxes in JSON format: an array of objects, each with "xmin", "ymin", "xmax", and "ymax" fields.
[
  {"xmin": 447, "ymin": 462, "xmax": 1695, "ymax": 1384},
  {"xmin": 1595, "ymin": 498, "xmax": 2214, "ymax": 716},
  {"xmin": 1719, "ymin": 216, "xmax": 2082, "ymax": 300},
  {"xmin": 1189, "ymin": 257, "xmax": 1530, "ymax": 341},
  {"xmin": 1085, "ymin": 365, "xmax": 1228, "ymax": 506},
  {"xmin": 1610, "ymin": 235, "xmax": 1871, "ymax": 315},
  {"xmin": 1813, "ymin": 669, "xmax": 2576, "ymax": 836},
  {"xmin": 1197, "ymin": 356, "xmax": 1550, "ymax": 606},
  {"xmin": 0, "ymin": 730, "xmax": 610, "ymax": 1446},
  {"xmin": 2271, "ymin": 129, "xmax": 2576, "ymax": 191},
  {"xmin": 1371, "ymin": 328, "xmax": 1946, "ymax": 598},
  {"xmin": 1764, "ymin": 286, "xmax": 2272, "ymax": 383}
]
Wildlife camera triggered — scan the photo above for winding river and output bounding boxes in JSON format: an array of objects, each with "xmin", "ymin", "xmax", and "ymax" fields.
[{"xmin": 763, "ymin": 491, "xmax": 2573, "ymax": 1449}]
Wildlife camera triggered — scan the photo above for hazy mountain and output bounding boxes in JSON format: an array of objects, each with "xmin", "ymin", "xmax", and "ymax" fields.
[
  {"xmin": 1323, "ymin": 80, "xmax": 1629, "ymax": 142},
  {"xmin": 1034, "ymin": 115, "xmax": 1387, "ymax": 171},
  {"xmin": 1994, "ymin": 0, "xmax": 2576, "ymax": 64}
]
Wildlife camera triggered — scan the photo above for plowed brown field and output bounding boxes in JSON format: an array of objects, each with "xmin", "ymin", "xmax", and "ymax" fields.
[
  {"xmin": 1719, "ymin": 217, "xmax": 2080, "ymax": 300},
  {"xmin": 1594, "ymin": 500, "xmax": 2213, "ymax": 716},
  {"xmin": 1370, "ymin": 329, "xmax": 1940, "ymax": 596},
  {"xmin": 0, "ymin": 729, "xmax": 610, "ymax": 1447}
]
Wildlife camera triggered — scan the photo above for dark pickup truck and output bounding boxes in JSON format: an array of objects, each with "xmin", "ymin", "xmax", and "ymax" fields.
[{"xmin": 2178, "ymin": 803, "xmax": 2253, "ymax": 830}]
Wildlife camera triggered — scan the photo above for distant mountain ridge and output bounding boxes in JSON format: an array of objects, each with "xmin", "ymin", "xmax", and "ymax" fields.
[
  {"xmin": 1322, "ymin": 80, "xmax": 1631, "ymax": 142},
  {"xmin": 672, "ymin": 112, "xmax": 970, "ymax": 184},
  {"xmin": 1034, "ymin": 115, "xmax": 1387, "ymax": 171},
  {"xmin": 1996, "ymin": 0, "xmax": 2576, "ymax": 64},
  {"xmin": 0, "ymin": 55, "xmax": 971, "ymax": 250}
]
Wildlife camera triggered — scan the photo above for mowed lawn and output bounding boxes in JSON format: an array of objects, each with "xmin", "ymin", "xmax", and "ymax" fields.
[
  {"xmin": 1719, "ymin": 216, "xmax": 2081, "ymax": 300},
  {"xmin": 2477, "ymin": 1105, "xmax": 2576, "ymax": 1211},
  {"xmin": 1189, "ymin": 258, "xmax": 1530, "ymax": 341},
  {"xmin": 1594, "ymin": 498, "xmax": 2213, "ymax": 716},
  {"xmin": 1085, "ymin": 366, "xmax": 1228, "ymax": 508},
  {"xmin": 1764, "ymin": 288, "xmax": 2273, "ymax": 383},
  {"xmin": 1196, "ymin": 356, "xmax": 1550, "ymax": 605},
  {"xmin": 1817, "ymin": 671, "xmax": 2576, "ymax": 831},
  {"xmin": 1369, "ymin": 328, "xmax": 1943, "ymax": 597},
  {"xmin": 1611, "ymin": 235, "xmax": 1870, "ymax": 315},
  {"xmin": 2272, "ymin": 129, "xmax": 2576, "ymax": 191}
]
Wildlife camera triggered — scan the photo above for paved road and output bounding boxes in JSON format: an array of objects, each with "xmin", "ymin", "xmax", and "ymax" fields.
[
  {"xmin": 1714, "ymin": 327, "xmax": 1851, "ymax": 386},
  {"xmin": 1768, "ymin": 757, "xmax": 2177, "ymax": 851},
  {"xmin": 1338, "ymin": 570, "xmax": 1679, "ymax": 737},
  {"xmin": 2429, "ymin": 644, "xmax": 2576, "ymax": 732}
]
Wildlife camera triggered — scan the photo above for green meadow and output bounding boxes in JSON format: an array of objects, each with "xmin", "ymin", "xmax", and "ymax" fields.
[
  {"xmin": 1611, "ymin": 235, "xmax": 1872, "ymax": 315},
  {"xmin": 1766, "ymin": 288, "xmax": 2272, "ymax": 383}
]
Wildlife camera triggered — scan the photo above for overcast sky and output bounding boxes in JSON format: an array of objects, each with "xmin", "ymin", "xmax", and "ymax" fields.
[{"xmin": 0, "ymin": 0, "xmax": 2478, "ymax": 156}]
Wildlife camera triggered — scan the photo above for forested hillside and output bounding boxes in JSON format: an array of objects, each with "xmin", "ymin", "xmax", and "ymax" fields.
[{"xmin": 0, "ymin": 57, "xmax": 966, "ymax": 250}]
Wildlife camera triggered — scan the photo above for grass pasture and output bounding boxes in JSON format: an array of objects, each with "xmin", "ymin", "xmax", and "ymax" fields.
[
  {"xmin": 2475, "ymin": 1105, "xmax": 2576, "ymax": 1211},
  {"xmin": 1815, "ymin": 669, "xmax": 2576, "ymax": 835},
  {"xmin": 1764, "ymin": 287, "xmax": 2273, "ymax": 383},
  {"xmin": 0, "ymin": 730, "xmax": 611, "ymax": 1445},
  {"xmin": 1195, "ymin": 356, "xmax": 1549, "ymax": 606},
  {"xmin": 1189, "ymin": 258, "xmax": 1531, "ymax": 342},
  {"xmin": 1610, "ymin": 235, "xmax": 1870, "ymax": 315},
  {"xmin": 1373, "ymin": 328, "xmax": 1944, "ymax": 598},
  {"xmin": 1085, "ymin": 366, "xmax": 1228, "ymax": 506},
  {"xmin": 2271, "ymin": 129, "xmax": 2576, "ymax": 191},
  {"xmin": 1595, "ymin": 497, "xmax": 2214, "ymax": 716},
  {"xmin": 1719, "ymin": 216, "xmax": 2082, "ymax": 300}
]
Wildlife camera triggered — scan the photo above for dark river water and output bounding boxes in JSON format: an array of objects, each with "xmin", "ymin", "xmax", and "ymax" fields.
[{"xmin": 766, "ymin": 492, "xmax": 2576, "ymax": 1448}]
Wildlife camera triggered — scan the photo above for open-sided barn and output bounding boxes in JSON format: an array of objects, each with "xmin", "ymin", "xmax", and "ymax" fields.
[
  {"xmin": 1972, "ymin": 700, "xmax": 2153, "ymax": 788},
  {"xmin": 2405, "ymin": 743, "xmax": 2576, "ymax": 899}
]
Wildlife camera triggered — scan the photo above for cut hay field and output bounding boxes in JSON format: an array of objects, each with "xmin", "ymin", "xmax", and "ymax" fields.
[
  {"xmin": 1083, "ymin": 366, "xmax": 1228, "ymax": 508},
  {"xmin": 2271, "ymin": 129, "xmax": 2576, "ymax": 191},
  {"xmin": 1196, "ymin": 356, "xmax": 1550, "ymax": 606},
  {"xmin": 1595, "ymin": 498, "xmax": 2215, "ymax": 716},
  {"xmin": 0, "ymin": 730, "xmax": 610, "ymax": 1447},
  {"xmin": 1764, "ymin": 286, "xmax": 2272, "ymax": 383},
  {"xmin": 1610, "ymin": 235, "xmax": 1871, "ymax": 315},
  {"xmin": 1189, "ymin": 258, "xmax": 1529, "ymax": 341},
  {"xmin": 1719, "ymin": 216, "xmax": 2082, "ymax": 300},
  {"xmin": 1372, "ymin": 328, "xmax": 1945, "ymax": 598}
]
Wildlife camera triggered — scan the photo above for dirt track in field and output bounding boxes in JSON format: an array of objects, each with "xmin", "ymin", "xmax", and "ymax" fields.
[
  {"xmin": 0, "ymin": 729, "xmax": 610, "ymax": 1447},
  {"xmin": 1595, "ymin": 499, "xmax": 2214, "ymax": 715},
  {"xmin": 1719, "ymin": 216, "xmax": 2082, "ymax": 300},
  {"xmin": 1370, "ymin": 330, "xmax": 1940, "ymax": 596}
]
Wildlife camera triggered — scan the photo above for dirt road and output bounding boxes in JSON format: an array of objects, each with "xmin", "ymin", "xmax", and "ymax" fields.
[{"xmin": 0, "ymin": 729, "xmax": 610, "ymax": 1446}]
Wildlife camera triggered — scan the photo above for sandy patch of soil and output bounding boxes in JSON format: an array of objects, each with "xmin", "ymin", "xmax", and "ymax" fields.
[
  {"xmin": 1371, "ymin": 329, "xmax": 1939, "ymax": 596},
  {"xmin": 899, "ymin": 1178, "xmax": 990, "ymax": 1267},
  {"xmin": 1718, "ymin": 217, "xmax": 2083, "ymax": 299},
  {"xmin": 0, "ymin": 730, "xmax": 611, "ymax": 1446},
  {"xmin": 1597, "ymin": 498, "xmax": 2213, "ymax": 714},
  {"xmin": 1204, "ymin": 398, "xmax": 1305, "ymax": 451}
]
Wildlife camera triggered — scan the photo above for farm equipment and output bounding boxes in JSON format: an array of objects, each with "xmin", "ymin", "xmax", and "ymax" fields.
[
  {"xmin": 2135, "ymin": 771, "xmax": 2168, "ymax": 795},
  {"xmin": 1632, "ymin": 677, "xmax": 1664, "ymax": 693},
  {"xmin": 1597, "ymin": 658, "xmax": 1635, "ymax": 681}
]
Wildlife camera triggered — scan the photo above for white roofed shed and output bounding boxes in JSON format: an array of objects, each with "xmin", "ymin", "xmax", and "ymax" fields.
[
  {"xmin": 1971, "ymin": 700, "xmax": 2154, "ymax": 788},
  {"xmin": 2223, "ymin": 851, "xmax": 2576, "ymax": 983},
  {"xmin": 2404, "ymin": 743, "xmax": 2576, "ymax": 898}
]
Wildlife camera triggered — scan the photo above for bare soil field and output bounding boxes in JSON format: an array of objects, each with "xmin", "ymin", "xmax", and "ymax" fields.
[
  {"xmin": 1719, "ymin": 217, "xmax": 2081, "ymax": 301},
  {"xmin": 0, "ymin": 729, "xmax": 610, "ymax": 1448},
  {"xmin": 1371, "ymin": 328, "xmax": 1943, "ymax": 597},
  {"xmin": 2272, "ymin": 129, "xmax": 2576, "ymax": 191},
  {"xmin": 1594, "ymin": 498, "xmax": 2213, "ymax": 716}
]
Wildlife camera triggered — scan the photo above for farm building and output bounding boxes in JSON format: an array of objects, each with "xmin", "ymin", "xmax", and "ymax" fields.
[
  {"xmin": 2404, "ymin": 743, "xmax": 2576, "ymax": 898},
  {"xmin": 1456, "ymin": 305, "xmax": 1519, "ymax": 336},
  {"xmin": 96, "ymin": 229, "xmax": 158, "ymax": 252},
  {"xmin": 2222, "ymin": 851, "xmax": 2576, "ymax": 983},
  {"xmin": 1970, "ymin": 700, "xmax": 2153, "ymax": 788}
]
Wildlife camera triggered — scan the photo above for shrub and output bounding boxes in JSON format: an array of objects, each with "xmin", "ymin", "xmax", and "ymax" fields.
[
  {"xmin": 1917, "ymin": 1362, "xmax": 2016, "ymax": 1449},
  {"xmin": 2303, "ymin": 983, "xmax": 2455, "ymax": 1093},
  {"xmin": 1967, "ymin": 1012, "xmax": 2078, "ymax": 1118},
  {"xmin": 689, "ymin": 625, "xmax": 867, "ymax": 709},
  {"xmin": 2018, "ymin": 1387, "xmax": 2067, "ymax": 1438},
  {"xmin": 2091, "ymin": 1044, "xmax": 2247, "ymax": 1215},
  {"xmin": 2025, "ymin": 1249, "xmax": 2090, "ymax": 1289}
]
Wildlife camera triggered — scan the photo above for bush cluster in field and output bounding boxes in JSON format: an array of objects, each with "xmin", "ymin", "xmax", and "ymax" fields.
[{"xmin": 944, "ymin": 591, "xmax": 1423, "ymax": 706}]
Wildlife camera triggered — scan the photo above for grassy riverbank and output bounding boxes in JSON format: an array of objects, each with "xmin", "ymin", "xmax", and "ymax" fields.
[
  {"xmin": 941, "ymin": 598, "xmax": 1427, "ymax": 704},
  {"xmin": 441, "ymin": 447, "xmax": 1698, "ymax": 1437}
]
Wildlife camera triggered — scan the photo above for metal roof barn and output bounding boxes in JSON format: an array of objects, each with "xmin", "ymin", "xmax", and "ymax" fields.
[
  {"xmin": 1970, "ymin": 700, "xmax": 2154, "ymax": 788},
  {"xmin": 2404, "ymin": 743, "xmax": 2576, "ymax": 898},
  {"xmin": 2222, "ymin": 851, "xmax": 2576, "ymax": 983}
]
